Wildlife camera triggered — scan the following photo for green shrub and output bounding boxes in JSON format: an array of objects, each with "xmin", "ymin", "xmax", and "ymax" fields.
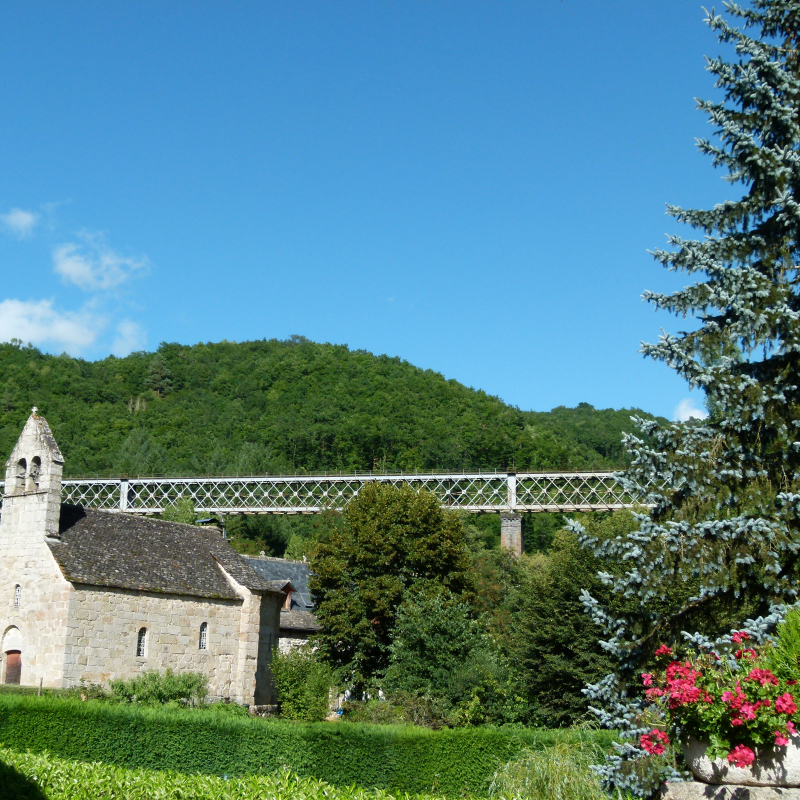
[
  {"xmin": 489, "ymin": 740, "xmax": 607, "ymax": 800},
  {"xmin": 271, "ymin": 646, "xmax": 334, "ymax": 722},
  {"xmin": 762, "ymin": 606, "xmax": 800, "ymax": 683},
  {"xmin": 110, "ymin": 668, "xmax": 208, "ymax": 706},
  {"xmin": 343, "ymin": 694, "xmax": 449, "ymax": 729},
  {"xmin": 0, "ymin": 693, "xmax": 616, "ymax": 797},
  {"xmin": 0, "ymin": 745, "xmax": 440, "ymax": 800},
  {"xmin": 160, "ymin": 498, "xmax": 196, "ymax": 524}
]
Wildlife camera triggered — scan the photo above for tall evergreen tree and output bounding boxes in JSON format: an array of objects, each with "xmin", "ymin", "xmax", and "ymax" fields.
[{"xmin": 576, "ymin": 3, "xmax": 800, "ymax": 794}]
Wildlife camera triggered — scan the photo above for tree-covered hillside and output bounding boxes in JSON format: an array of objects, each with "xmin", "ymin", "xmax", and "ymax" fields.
[{"xmin": 0, "ymin": 337, "xmax": 662, "ymax": 477}]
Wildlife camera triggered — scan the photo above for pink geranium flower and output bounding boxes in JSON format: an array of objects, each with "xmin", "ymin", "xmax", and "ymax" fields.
[
  {"xmin": 655, "ymin": 644, "xmax": 673, "ymax": 657},
  {"xmin": 775, "ymin": 731, "xmax": 790, "ymax": 747},
  {"xmin": 776, "ymin": 693, "xmax": 798, "ymax": 715},
  {"xmin": 731, "ymin": 631, "xmax": 750, "ymax": 644},
  {"xmin": 642, "ymin": 673, "xmax": 653, "ymax": 687},
  {"xmin": 727, "ymin": 744, "xmax": 755, "ymax": 768},
  {"xmin": 746, "ymin": 668, "xmax": 779, "ymax": 687},
  {"xmin": 640, "ymin": 729, "xmax": 670, "ymax": 756}
]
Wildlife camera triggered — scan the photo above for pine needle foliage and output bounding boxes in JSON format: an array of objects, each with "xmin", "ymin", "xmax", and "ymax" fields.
[{"xmin": 574, "ymin": 2, "xmax": 800, "ymax": 795}]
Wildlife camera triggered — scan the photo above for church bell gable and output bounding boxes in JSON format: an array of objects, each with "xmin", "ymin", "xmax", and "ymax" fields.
[{"xmin": 2, "ymin": 408, "xmax": 64, "ymax": 540}]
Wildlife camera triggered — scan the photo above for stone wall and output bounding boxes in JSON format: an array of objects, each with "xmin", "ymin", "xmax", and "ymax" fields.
[
  {"xmin": 278, "ymin": 629, "xmax": 311, "ymax": 654},
  {"xmin": 62, "ymin": 585, "xmax": 245, "ymax": 699}
]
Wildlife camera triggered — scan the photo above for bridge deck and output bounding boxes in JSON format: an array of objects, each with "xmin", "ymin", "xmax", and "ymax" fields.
[{"xmin": 1, "ymin": 472, "xmax": 637, "ymax": 514}]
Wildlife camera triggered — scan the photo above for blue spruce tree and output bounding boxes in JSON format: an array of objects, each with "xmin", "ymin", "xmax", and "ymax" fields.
[{"xmin": 575, "ymin": 3, "xmax": 800, "ymax": 795}]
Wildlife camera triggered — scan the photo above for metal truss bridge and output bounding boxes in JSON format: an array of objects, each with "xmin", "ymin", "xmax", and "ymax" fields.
[{"xmin": 1, "ymin": 471, "xmax": 636, "ymax": 515}]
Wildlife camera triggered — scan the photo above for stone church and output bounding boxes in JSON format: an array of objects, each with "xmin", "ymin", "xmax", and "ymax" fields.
[{"xmin": 0, "ymin": 411, "xmax": 288, "ymax": 705}]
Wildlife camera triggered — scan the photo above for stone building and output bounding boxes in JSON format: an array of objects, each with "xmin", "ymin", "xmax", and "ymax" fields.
[
  {"xmin": 245, "ymin": 556, "xmax": 319, "ymax": 652},
  {"xmin": 0, "ymin": 411, "xmax": 286, "ymax": 704}
]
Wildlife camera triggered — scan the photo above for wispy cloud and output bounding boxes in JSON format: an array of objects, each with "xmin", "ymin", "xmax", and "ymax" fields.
[
  {"xmin": 53, "ymin": 232, "xmax": 148, "ymax": 291},
  {"xmin": 1, "ymin": 208, "xmax": 40, "ymax": 239},
  {"xmin": 674, "ymin": 397, "xmax": 709, "ymax": 422},
  {"xmin": 0, "ymin": 299, "xmax": 104, "ymax": 355},
  {"xmin": 112, "ymin": 320, "xmax": 146, "ymax": 357}
]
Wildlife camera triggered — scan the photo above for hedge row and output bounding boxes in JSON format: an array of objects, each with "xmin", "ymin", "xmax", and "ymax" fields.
[
  {"xmin": 0, "ymin": 695, "xmax": 615, "ymax": 797},
  {"xmin": 0, "ymin": 745, "xmax": 432, "ymax": 800}
]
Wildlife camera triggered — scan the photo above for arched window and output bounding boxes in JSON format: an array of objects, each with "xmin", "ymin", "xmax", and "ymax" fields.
[
  {"xmin": 199, "ymin": 622, "xmax": 207, "ymax": 651},
  {"xmin": 28, "ymin": 457, "xmax": 41, "ymax": 490},
  {"xmin": 13, "ymin": 586, "xmax": 20, "ymax": 609},
  {"xmin": 13, "ymin": 459, "xmax": 26, "ymax": 493},
  {"xmin": 136, "ymin": 627, "xmax": 147, "ymax": 658}
]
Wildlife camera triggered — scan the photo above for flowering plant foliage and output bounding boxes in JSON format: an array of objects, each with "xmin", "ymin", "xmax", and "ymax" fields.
[{"xmin": 640, "ymin": 640, "xmax": 800, "ymax": 768}]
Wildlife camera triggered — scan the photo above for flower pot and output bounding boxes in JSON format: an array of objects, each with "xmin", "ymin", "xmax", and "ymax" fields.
[{"xmin": 684, "ymin": 735, "xmax": 800, "ymax": 787}]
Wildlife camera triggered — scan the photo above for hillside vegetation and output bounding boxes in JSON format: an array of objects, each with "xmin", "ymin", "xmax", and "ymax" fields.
[{"xmin": 0, "ymin": 337, "xmax": 662, "ymax": 477}]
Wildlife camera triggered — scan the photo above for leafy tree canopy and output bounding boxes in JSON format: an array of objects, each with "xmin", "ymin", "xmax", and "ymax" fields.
[
  {"xmin": 0, "ymin": 337, "xmax": 661, "ymax": 477},
  {"xmin": 308, "ymin": 483, "xmax": 471, "ymax": 693}
]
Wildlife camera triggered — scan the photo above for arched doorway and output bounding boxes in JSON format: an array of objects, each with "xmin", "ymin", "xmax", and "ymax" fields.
[{"xmin": 2, "ymin": 627, "xmax": 23, "ymax": 685}]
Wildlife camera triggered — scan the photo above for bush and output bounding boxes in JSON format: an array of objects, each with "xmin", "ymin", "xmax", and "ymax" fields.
[
  {"xmin": 0, "ymin": 693, "xmax": 617, "ymax": 797},
  {"xmin": 110, "ymin": 668, "xmax": 208, "ymax": 706},
  {"xmin": 489, "ymin": 740, "xmax": 607, "ymax": 800},
  {"xmin": 342, "ymin": 694, "xmax": 449, "ymax": 729},
  {"xmin": 271, "ymin": 646, "xmax": 334, "ymax": 722},
  {"xmin": 762, "ymin": 606, "xmax": 800, "ymax": 684}
]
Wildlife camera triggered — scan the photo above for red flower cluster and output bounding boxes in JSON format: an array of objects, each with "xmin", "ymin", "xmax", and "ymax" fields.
[
  {"xmin": 746, "ymin": 669, "xmax": 779, "ymax": 687},
  {"xmin": 640, "ymin": 729, "xmax": 670, "ymax": 756},
  {"xmin": 655, "ymin": 644, "xmax": 673, "ymax": 657},
  {"xmin": 776, "ymin": 693, "xmax": 798, "ymax": 715},
  {"xmin": 731, "ymin": 632, "xmax": 751, "ymax": 644},
  {"xmin": 664, "ymin": 661, "xmax": 709, "ymax": 709},
  {"xmin": 727, "ymin": 744, "xmax": 755, "ymax": 768}
]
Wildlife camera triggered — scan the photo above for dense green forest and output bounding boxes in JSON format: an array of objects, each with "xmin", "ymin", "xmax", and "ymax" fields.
[{"xmin": 0, "ymin": 337, "xmax": 662, "ymax": 478}]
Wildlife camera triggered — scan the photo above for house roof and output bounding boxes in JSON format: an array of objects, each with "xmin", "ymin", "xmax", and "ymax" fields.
[
  {"xmin": 244, "ymin": 556, "xmax": 315, "ymax": 610},
  {"xmin": 51, "ymin": 505, "xmax": 284, "ymax": 601},
  {"xmin": 280, "ymin": 609, "xmax": 321, "ymax": 632},
  {"xmin": 244, "ymin": 556, "xmax": 319, "ymax": 633}
]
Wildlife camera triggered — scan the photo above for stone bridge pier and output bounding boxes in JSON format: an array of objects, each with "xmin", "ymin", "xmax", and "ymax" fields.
[{"xmin": 500, "ymin": 512, "xmax": 523, "ymax": 557}]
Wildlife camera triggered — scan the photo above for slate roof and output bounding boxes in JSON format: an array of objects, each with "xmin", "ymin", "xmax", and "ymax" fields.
[
  {"xmin": 280, "ymin": 609, "xmax": 320, "ymax": 632},
  {"xmin": 51, "ymin": 505, "xmax": 283, "ymax": 601},
  {"xmin": 244, "ymin": 556, "xmax": 315, "ymax": 610},
  {"xmin": 244, "ymin": 556, "xmax": 319, "ymax": 632}
]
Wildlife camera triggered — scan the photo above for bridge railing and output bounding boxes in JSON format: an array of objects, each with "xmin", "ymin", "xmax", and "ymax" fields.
[{"xmin": 0, "ymin": 471, "xmax": 644, "ymax": 514}]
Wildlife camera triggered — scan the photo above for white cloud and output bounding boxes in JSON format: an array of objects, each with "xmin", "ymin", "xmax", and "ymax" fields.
[
  {"xmin": 1, "ymin": 208, "xmax": 40, "ymax": 239},
  {"xmin": 0, "ymin": 298, "xmax": 103, "ymax": 355},
  {"xmin": 53, "ymin": 232, "xmax": 148, "ymax": 291},
  {"xmin": 674, "ymin": 397, "xmax": 709, "ymax": 422},
  {"xmin": 112, "ymin": 320, "xmax": 146, "ymax": 357}
]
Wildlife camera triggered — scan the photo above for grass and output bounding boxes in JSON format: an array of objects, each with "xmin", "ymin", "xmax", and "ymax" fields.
[{"xmin": 489, "ymin": 738, "xmax": 608, "ymax": 800}]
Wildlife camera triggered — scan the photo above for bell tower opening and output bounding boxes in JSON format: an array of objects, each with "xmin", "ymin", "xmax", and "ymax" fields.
[{"xmin": 13, "ymin": 459, "xmax": 25, "ymax": 494}]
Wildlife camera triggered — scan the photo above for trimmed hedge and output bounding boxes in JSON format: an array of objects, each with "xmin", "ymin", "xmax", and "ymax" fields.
[
  {"xmin": 0, "ymin": 746, "xmax": 435, "ymax": 800},
  {"xmin": 0, "ymin": 695, "xmax": 615, "ymax": 797}
]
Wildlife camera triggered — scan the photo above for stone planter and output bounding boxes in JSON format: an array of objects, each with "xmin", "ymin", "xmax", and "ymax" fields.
[{"xmin": 684, "ymin": 735, "xmax": 800, "ymax": 787}]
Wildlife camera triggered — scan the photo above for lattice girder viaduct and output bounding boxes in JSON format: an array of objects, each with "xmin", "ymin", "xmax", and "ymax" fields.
[{"xmin": 0, "ymin": 471, "xmax": 637, "ymax": 516}]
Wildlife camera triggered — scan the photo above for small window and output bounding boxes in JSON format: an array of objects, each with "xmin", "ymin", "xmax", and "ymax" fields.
[
  {"xmin": 199, "ymin": 622, "xmax": 207, "ymax": 651},
  {"xmin": 13, "ymin": 585, "xmax": 20, "ymax": 609},
  {"xmin": 136, "ymin": 627, "xmax": 147, "ymax": 658}
]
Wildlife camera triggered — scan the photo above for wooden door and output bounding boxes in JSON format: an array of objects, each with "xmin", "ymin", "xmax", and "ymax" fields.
[{"xmin": 5, "ymin": 651, "xmax": 21, "ymax": 685}]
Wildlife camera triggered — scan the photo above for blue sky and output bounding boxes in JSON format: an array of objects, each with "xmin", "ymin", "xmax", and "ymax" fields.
[{"xmin": 0, "ymin": 1, "xmax": 736, "ymax": 420}]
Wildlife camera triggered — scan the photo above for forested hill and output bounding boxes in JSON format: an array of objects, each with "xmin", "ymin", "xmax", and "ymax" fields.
[{"xmin": 0, "ymin": 338, "xmax": 663, "ymax": 477}]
